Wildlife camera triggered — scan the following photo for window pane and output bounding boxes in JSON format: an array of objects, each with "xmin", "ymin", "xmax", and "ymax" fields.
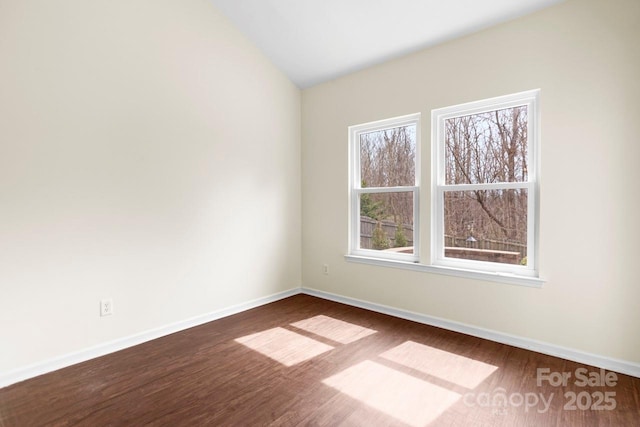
[
  {"xmin": 360, "ymin": 125, "xmax": 416, "ymax": 187},
  {"xmin": 360, "ymin": 192, "xmax": 414, "ymax": 254},
  {"xmin": 445, "ymin": 106, "xmax": 528, "ymax": 185},
  {"xmin": 444, "ymin": 189, "xmax": 527, "ymax": 265}
]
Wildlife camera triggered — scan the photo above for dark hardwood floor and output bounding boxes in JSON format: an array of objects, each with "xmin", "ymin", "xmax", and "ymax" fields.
[{"xmin": 1, "ymin": 294, "xmax": 639, "ymax": 426}]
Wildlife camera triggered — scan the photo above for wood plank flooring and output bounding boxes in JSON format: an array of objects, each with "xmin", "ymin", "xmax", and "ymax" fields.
[{"xmin": 1, "ymin": 294, "xmax": 639, "ymax": 426}]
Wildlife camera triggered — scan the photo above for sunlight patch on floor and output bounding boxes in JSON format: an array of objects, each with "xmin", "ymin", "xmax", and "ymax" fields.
[
  {"xmin": 323, "ymin": 360, "xmax": 461, "ymax": 427},
  {"xmin": 235, "ymin": 327, "xmax": 334, "ymax": 366},
  {"xmin": 290, "ymin": 315, "xmax": 377, "ymax": 344},
  {"xmin": 380, "ymin": 341, "xmax": 498, "ymax": 389}
]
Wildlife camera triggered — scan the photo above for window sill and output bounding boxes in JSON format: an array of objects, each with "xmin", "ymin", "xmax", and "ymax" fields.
[{"xmin": 344, "ymin": 255, "xmax": 545, "ymax": 288}]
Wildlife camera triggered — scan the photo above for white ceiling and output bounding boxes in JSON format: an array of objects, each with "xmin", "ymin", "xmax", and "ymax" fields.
[{"xmin": 210, "ymin": 0, "xmax": 563, "ymax": 88}]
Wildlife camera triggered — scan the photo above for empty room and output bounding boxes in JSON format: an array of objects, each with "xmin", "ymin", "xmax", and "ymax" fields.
[{"xmin": 1, "ymin": 0, "xmax": 639, "ymax": 425}]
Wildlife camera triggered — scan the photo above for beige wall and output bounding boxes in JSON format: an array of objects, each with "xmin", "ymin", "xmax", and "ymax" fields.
[
  {"xmin": 302, "ymin": 0, "xmax": 640, "ymax": 363},
  {"xmin": 0, "ymin": 0, "xmax": 301, "ymax": 374}
]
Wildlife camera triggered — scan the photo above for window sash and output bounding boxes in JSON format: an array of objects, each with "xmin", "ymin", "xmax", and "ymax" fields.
[
  {"xmin": 351, "ymin": 115, "xmax": 420, "ymax": 189},
  {"xmin": 349, "ymin": 113, "xmax": 421, "ymax": 263},
  {"xmin": 353, "ymin": 186, "xmax": 418, "ymax": 194},
  {"xmin": 433, "ymin": 183, "xmax": 535, "ymax": 276},
  {"xmin": 431, "ymin": 90, "xmax": 539, "ymax": 277},
  {"xmin": 351, "ymin": 188, "xmax": 419, "ymax": 262}
]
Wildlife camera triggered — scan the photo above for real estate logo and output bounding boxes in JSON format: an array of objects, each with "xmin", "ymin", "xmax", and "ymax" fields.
[
  {"xmin": 463, "ymin": 367, "xmax": 618, "ymax": 415},
  {"xmin": 537, "ymin": 367, "xmax": 617, "ymax": 411}
]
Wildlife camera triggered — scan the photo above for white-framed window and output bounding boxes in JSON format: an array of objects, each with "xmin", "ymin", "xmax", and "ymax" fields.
[
  {"xmin": 348, "ymin": 113, "xmax": 420, "ymax": 263},
  {"xmin": 346, "ymin": 91, "xmax": 542, "ymax": 286},
  {"xmin": 431, "ymin": 90, "xmax": 540, "ymax": 278}
]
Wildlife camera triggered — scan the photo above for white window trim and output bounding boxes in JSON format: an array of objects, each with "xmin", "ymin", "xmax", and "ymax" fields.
[
  {"xmin": 345, "ymin": 91, "xmax": 544, "ymax": 288},
  {"xmin": 344, "ymin": 254, "xmax": 545, "ymax": 288},
  {"xmin": 431, "ymin": 89, "xmax": 541, "ymax": 279},
  {"xmin": 348, "ymin": 113, "xmax": 421, "ymax": 263}
]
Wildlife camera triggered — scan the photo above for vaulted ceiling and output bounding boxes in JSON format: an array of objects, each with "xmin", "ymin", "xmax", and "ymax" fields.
[{"xmin": 210, "ymin": 0, "xmax": 564, "ymax": 88}]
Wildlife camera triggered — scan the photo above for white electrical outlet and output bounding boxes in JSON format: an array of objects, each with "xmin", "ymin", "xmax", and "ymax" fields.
[
  {"xmin": 100, "ymin": 298, "xmax": 113, "ymax": 316},
  {"xmin": 322, "ymin": 264, "xmax": 329, "ymax": 275}
]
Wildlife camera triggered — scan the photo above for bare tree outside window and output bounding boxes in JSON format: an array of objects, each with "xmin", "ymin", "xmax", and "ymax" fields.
[
  {"xmin": 358, "ymin": 124, "xmax": 416, "ymax": 254},
  {"xmin": 443, "ymin": 106, "xmax": 529, "ymax": 265}
]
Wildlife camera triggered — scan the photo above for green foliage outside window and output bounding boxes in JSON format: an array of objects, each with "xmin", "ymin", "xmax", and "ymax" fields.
[
  {"xmin": 372, "ymin": 222, "xmax": 390, "ymax": 250},
  {"xmin": 394, "ymin": 224, "xmax": 407, "ymax": 248}
]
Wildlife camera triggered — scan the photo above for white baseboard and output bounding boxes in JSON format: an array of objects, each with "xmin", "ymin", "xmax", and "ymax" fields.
[
  {"xmin": 301, "ymin": 287, "xmax": 640, "ymax": 379},
  {"xmin": 0, "ymin": 288, "xmax": 300, "ymax": 389},
  {"xmin": 4, "ymin": 285, "xmax": 638, "ymax": 389}
]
